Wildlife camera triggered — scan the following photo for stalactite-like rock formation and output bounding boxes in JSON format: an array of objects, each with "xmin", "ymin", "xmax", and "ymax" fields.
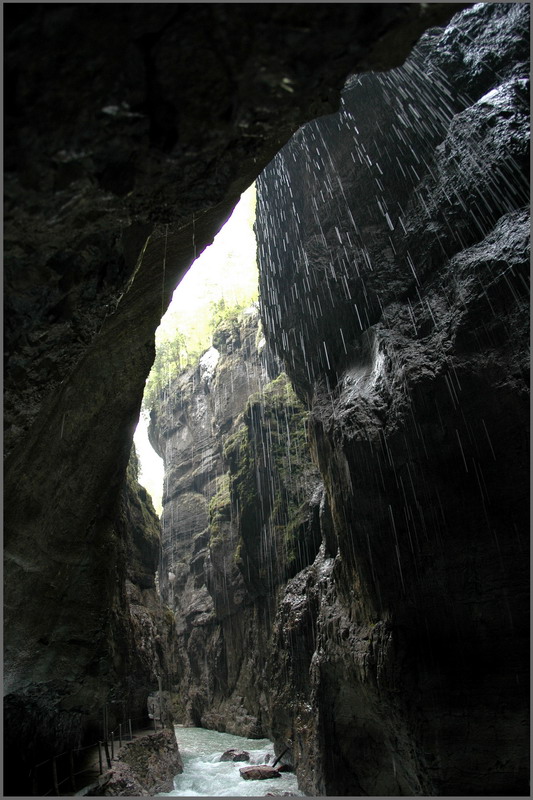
[
  {"xmin": 5, "ymin": 4, "xmax": 467, "ymax": 794},
  {"xmin": 255, "ymin": 3, "xmax": 529, "ymax": 795}
]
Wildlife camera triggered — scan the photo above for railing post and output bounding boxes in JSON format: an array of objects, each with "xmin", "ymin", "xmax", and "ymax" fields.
[
  {"xmin": 128, "ymin": 718, "xmax": 133, "ymax": 740},
  {"xmin": 119, "ymin": 723, "xmax": 122, "ymax": 748},
  {"xmin": 52, "ymin": 757, "xmax": 59, "ymax": 796},
  {"xmin": 103, "ymin": 739, "xmax": 111, "ymax": 770},
  {"xmin": 69, "ymin": 750, "xmax": 76, "ymax": 791},
  {"xmin": 98, "ymin": 741, "xmax": 103, "ymax": 775},
  {"xmin": 111, "ymin": 734, "xmax": 114, "ymax": 760},
  {"xmin": 157, "ymin": 674, "xmax": 163, "ymax": 731}
]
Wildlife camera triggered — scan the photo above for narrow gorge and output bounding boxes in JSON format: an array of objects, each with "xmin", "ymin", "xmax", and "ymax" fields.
[{"xmin": 4, "ymin": 3, "xmax": 529, "ymax": 797}]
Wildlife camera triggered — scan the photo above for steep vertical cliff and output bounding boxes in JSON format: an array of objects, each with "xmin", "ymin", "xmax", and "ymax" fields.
[
  {"xmin": 6, "ymin": 4, "xmax": 466, "ymax": 792},
  {"xmin": 255, "ymin": 3, "xmax": 529, "ymax": 795},
  {"xmin": 118, "ymin": 450, "xmax": 179, "ymax": 726},
  {"xmin": 4, "ymin": 446, "xmax": 178, "ymax": 794},
  {"xmin": 150, "ymin": 309, "xmax": 323, "ymax": 736},
  {"xmin": 140, "ymin": 5, "xmax": 529, "ymax": 795}
]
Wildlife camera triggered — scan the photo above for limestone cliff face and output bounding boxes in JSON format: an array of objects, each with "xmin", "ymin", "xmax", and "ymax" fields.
[
  {"xmin": 4, "ymin": 4, "xmax": 465, "ymax": 791},
  {"xmin": 255, "ymin": 3, "xmax": 529, "ymax": 795},
  {"xmin": 149, "ymin": 310, "xmax": 271, "ymax": 732},
  {"xmin": 150, "ymin": 309, "xmax": 322, "ymax": 736}
]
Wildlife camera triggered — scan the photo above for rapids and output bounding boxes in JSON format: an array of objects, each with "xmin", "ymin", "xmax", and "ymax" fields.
[{"xmin": 158, "ymin": 725, "xmax": 305, "ymax": 796}]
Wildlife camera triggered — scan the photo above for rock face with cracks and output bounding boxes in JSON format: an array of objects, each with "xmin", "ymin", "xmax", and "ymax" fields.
[
  {"xmin": 4, "ymin": 446, "xmax": 179, "ymax": 798},
  {"xmin": 89, "ymin": 730, "xmax": 183, "ymax": 797},
  {"xmin": 2, "ymin": 1, "xmax": 488, "ymax": 794},
  {"xmin": 150, "ymin": 309, "xmax": 322, "ymax": 735},
  {"xmin": 150, "ymin": 5, "xmax": 529, "ymax": 795},
  {"xmin": 255, "ymin": 3, "xmax": 529, "ymax": 796}
]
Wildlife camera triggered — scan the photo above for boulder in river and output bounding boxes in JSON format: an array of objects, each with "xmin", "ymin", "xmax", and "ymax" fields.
[
  {"xmin": 240, "ymin": 765, "xmax": 281, "ymax": 780},
  {"xmin": 220, "ymin": 748, "xmax": 250, "ymax": 762}
]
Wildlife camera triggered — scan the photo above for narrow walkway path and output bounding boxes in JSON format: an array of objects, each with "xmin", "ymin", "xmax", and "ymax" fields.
[{"xmin": 62, "ymin": 728, "xmax": 159, "ymax": 796}]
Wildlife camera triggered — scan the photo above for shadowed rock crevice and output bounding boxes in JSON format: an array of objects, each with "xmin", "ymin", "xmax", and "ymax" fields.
[{"xmin": 254, "ymin": 3, "xmax": 529, "ymax": 795}]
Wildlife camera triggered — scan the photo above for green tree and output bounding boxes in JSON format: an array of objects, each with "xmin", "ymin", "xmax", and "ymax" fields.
[{"xmin": 142, "ymin": 297, "xmax": 258, "ymax": 414}]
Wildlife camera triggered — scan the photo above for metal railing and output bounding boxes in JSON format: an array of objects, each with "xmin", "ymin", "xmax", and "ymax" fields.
[{"xmin": 29, "ymin": 713, "xmax": 167, "ymax": 796}]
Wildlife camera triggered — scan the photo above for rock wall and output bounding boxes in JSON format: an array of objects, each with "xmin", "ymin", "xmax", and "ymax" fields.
[
  {"xmin": 4, "ymin": 4, "xmax": 463, "ymax": 792},
  {"xmin": 149, "ymin": 309, "xmax": 271, "ymax": 731},
  {"xmin": 89, "ymin": 730, "xmax": 184, "ymax": 797},
  {"xmin": 150, "ymin": 310, "xmax": 322, "ymax": 736},
  {"xmin": 4, "ymin": 449, "xmax": 178, "ymax": 796},
  {"xmin": 118, "ymin": 450, "xmax": 180, "ymax": 727},
  {"xmin": 255, "ymin": 3, "xmax": 529, "ymax": 795}
]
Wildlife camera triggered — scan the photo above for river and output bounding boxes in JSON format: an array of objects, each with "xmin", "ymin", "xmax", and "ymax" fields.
[{"xmin": 157, "ymin": 725, "xmax": 305, "ymax": 796}]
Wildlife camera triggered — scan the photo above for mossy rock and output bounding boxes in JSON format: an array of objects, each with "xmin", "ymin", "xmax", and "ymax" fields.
[
  {"xmin": 218, "ymin": 373, "xmax": 320, "ymax": 592},
  {"xmin": 209, "ymin": 474, "xmax": 231, "ymax": 525}
]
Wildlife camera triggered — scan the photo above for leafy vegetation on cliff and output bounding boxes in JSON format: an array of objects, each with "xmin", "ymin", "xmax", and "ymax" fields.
[
  {"xmin": 142, "ymin": 185, "xmax": 259, "ymax": 414},
  {"xmin": 142, "ymin": 297, "xmax": 257, "ymax": 412},
  {"xmin": 208, "ymin": 473, "xmax": 232, "ymax": 549},
  {"xmin": 221, "ymin": 373, "xmax": 321, "ymax": 588}
]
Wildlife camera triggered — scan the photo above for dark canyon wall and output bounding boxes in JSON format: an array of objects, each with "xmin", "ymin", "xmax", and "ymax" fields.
[
  {"xmin": 255, "ymin": 3, "xmax": 529, "ymax": 796},
  {"xmin": 146, "ymin": 5, "xmax": 529, "ymax": 797},
  {"xmin": 4, "ymin": 445, "xmax": 178, "ymax": 796},
  {"xmin": 6, "ymin": 4, "xmax": 468, "ymax": 793},
  {"xmin": 151, "ymin": 3, "xmax": 529, "ymax": 796}
]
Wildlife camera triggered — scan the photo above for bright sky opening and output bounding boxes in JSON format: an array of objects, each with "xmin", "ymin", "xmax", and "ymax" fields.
[{"xmin": 134, "ymin": 184, "xmax": 258, "ymax": 516}]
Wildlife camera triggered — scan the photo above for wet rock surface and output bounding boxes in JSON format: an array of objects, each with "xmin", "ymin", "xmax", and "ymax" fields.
[
  {"xmin": 90, "ymin": 730, "xmax": 183, "ymax": 796},
  {"xmin": 5, "ymin": 4, "xmax": 465, "ymax": 793},
  {"xmin": 117, "ymin": 452, "xmax": 179, "ymax": 727},
  {"xmin": 4, "ymin": 450, "xmax": 178, "ymax": 797},
  {"xmin": 256, "ymin": 3, "xmax": 529, "ymax": 796},
  {"xmin": 4, "ymin": 2, "xmax": 462, "ymax": 458},
  {"xmin": 220, "ymin": 748, "xmax": 250, "ymax": 763},
  {"xmin": 150, "ymin": 310, "xmax": 321, "ymax": 735},
  {"xmin": 240, "ymin": 765, "xmax": 281, "ymax": 781}
]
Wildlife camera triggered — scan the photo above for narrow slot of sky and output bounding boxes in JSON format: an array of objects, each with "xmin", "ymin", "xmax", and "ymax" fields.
[{"xmin": 134, "ymin": 184, "xmax": 258, "ymax": 515}]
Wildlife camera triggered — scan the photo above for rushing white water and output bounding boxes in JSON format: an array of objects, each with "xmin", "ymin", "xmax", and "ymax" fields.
[{"xmin": 157, "ymin": 726, "xmax": 305, "ymax": 796}]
